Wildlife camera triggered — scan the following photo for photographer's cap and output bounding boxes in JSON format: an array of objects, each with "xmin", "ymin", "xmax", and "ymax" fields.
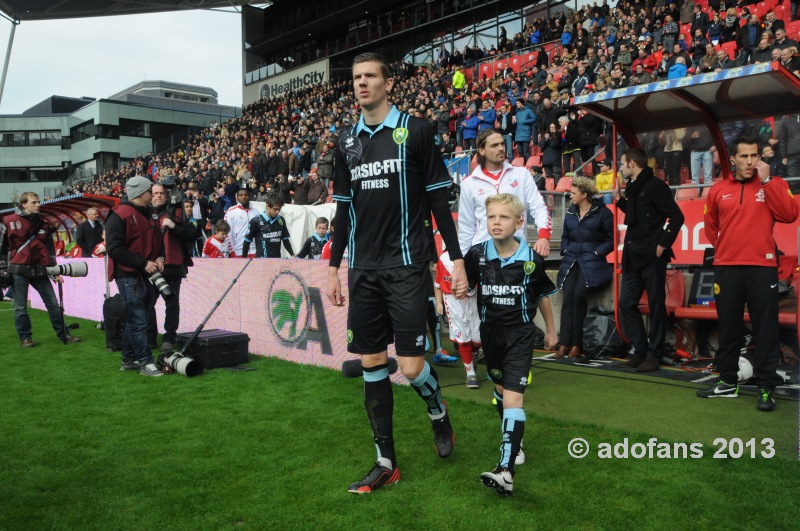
[{"xmin": 126, "ymin": 176, "xmax": 152, "ymax": 200}]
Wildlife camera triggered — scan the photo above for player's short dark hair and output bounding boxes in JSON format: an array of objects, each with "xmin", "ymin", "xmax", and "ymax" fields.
[
  {"xmin": 315, "ymin": 217, "xmax": 329, "ymax": 227},
  {"xmin": 729, "ymin": 135, "xmax": 760, "ymax": 156},
  {"xmin": 621, "ymin": 147, "xmax": 648, "ymax": 169},
  {"xmin": 266, "ymin": 196, "xmax": 284, "ymax": 208},
  {"xmin": 215, "ymin": 220, "xmax": 230, "ymax": 233},
  {"xmin": 352, "ymin": 53, "xmax": 391, "ymax": 81},
  {"xmin": 476, "ymin": 128, "xmax": 502, "ymax": 166}
]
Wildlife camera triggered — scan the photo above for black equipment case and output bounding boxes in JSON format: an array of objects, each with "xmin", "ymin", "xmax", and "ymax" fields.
[{"xmin": 176, "ymin": 329, "xmax": 249, "ymax": 369}]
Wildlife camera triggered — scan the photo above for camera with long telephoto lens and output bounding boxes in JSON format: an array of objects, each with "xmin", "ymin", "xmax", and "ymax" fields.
[
  {"xmin": 46, "ymin": 262, "xmax": 89, "ymax": 278},
  {"xmin": 149, "ymin": 271, "xmax": 172, "ymax": 296},
  {"xmin": 158, "ymin": 352, "xmax": 203, "ymax": 377}
]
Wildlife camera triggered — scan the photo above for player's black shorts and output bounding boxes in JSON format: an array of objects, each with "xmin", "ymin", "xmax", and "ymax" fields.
[
  {"xmin": 480, "ymin": 322, "xmax": 535, "ymax": 393},
  {"xmin": 347, "ymin": 263, "xmax": 429, "ymax": 356}
]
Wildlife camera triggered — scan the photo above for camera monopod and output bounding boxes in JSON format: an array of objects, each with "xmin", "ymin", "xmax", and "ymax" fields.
[{"xmin": 162, "ymin": 258, "xmax": 253, "ymax": 377}]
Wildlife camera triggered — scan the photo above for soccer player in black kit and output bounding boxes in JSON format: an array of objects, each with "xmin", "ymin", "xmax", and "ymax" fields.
[
  {"xmin": 241, "ymin": 197, "xmax": 294, "ymax": 258},
  {"xmin": 326, "ymin": 53, "xmax": 468, "ymax": 494}
]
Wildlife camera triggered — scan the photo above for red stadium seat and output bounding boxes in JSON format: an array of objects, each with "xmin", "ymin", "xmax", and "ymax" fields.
[
  {"xmin": 555, "ymin": 176, "xmax": 573, "ymax": 192},
  {"xmin": 787, "ymin": 20, "xmax": 800, "ymax": 40},
  {"xmin": 675, "ymin": 186, "xmax": 701, "ymax": 200},
  {"xmin": 721, "ymin": 41, "xmax": 737, "ymax": 61},
  {"xmin": 511, "ymin": 157, "xmax": 525, "ymax": 167},
  {"xmin": 526, "ymin": 156, "xmax": 541, "ymax": 168},
  {"xmin": 773, "ymin": 4, "xmax": 785, "ymax": 21},
  {"xmin": 545, "ymin": 178, "xmax": 555, "ymax": 191},
  {"xmin": 680, "ymin": 166, "xmax": 691, "ymax": 184},
  {"xmin": 655, "ymin": 168, "xmax": 666, "ymax": 181}
]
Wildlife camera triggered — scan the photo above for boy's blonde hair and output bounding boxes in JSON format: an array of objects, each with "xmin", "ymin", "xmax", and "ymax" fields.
[{"xmin": 485, "ymin": 193, "xmax": 524, "ymax": 220}]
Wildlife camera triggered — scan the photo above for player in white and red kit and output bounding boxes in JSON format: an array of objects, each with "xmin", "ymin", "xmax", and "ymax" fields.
[
  {"xmin": 202, "ymin": 220, "xmax": 237, "ymax": 258},
  {"xmin": 434, "ymin": 247, "xmax": 482, "ymax": 388},
  {"xmin": 223, "ymin": 189, "xmax": 259, "ymax": 257}
]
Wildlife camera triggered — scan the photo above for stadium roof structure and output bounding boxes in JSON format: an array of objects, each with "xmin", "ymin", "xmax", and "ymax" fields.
[
  {"xmin": 0, "ymin": 194, "xmax": 120, "ymax": 240},
  {"xmin": 573, "ymin": 61, "xmax": 800, "ymax": 163},
  {"xmin": 0, "ymin": 1, "xmax": 267, "ymax": 21}
]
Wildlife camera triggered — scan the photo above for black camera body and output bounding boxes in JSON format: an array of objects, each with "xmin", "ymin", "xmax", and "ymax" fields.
[{"xmin": 160, "ymin": 174, "xmax": 185, "ymax": 207}]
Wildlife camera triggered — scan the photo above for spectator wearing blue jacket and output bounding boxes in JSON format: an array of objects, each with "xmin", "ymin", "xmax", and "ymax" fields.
[
  {"xmin": 561, "ymin": 29, "xmax": 573, "ymax": 51},
  {"xmin": 667, "ymin": 56, "xmax": 688, "ymax": 79},
  {"xmin": 513, "ymin": 99, "xmax": 536, "ymax": 160},
  {"xmin": 461, "ymin": 107, "xmax": 480, "ymax": 150},
  {"xmin": 530, "ymin": 27, "xmax": 542, "ymax": 46},
  {"xmin": 478, "ymin": 100, "xmax": 497, "ymax": 133}
]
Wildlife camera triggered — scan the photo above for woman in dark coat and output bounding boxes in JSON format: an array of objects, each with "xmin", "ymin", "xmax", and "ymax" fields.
[
  {"xmin": 539, "ymin": 122, "xmax": 563, "ymax": 180},
  {"xmin": 555, "ymin": 176, "xmax": 614, "ymax": 358}
]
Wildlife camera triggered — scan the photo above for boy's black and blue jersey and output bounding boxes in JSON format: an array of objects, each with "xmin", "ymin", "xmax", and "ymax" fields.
[
  {"xmin": 332, "ymin": 106, "xmax": 453, "ymax": 270},
  {"xmin": 297, "ymin": 234, "xmax": 329, "ymax": 259},
  {"xmin": 465, "ymin": 237, "xmax": 557, "ymax": 326},
  {"xmin": 243, "ymin": 212, "xmax": 293, "ymax": 258}
]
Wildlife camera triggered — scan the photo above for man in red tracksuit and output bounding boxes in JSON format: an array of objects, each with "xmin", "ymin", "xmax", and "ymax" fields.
[{"xmin": 698, "ymin": 136, "xmax": 800, "ymax": 411}]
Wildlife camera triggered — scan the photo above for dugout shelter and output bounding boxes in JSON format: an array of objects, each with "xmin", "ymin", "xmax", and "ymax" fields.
[{"xmin": 572, "ymin": 61, "xmax": 800, "ymax": 342}]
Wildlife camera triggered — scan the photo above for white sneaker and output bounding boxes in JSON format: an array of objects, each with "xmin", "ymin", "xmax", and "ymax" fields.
[
  {"xmin": 139, "ymin": 363, "xmax": 164, "ymax": 377},
  {"xmin": 480, "ymin": 466, "xmax": 513, "ymax": 496}
]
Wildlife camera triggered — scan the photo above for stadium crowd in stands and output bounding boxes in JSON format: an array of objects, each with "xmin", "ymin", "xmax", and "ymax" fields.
[{"xmin": 53, "ymin": 0, "xmax": 798, "ymax": 209}]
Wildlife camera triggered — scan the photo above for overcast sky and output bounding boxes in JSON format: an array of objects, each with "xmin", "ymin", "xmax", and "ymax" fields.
[{"xmin": 0, "ymin": 8, "xmax": 244, "ymax": 114}]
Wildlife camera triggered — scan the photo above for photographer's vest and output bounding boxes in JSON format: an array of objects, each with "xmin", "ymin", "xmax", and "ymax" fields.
[
  {"xmin": 109, "ymin": 204, "xmax": 161, "ymax": 279},
  {"xmin": 3, "ymin": 213, "xmax": 55, "ymax": 267},
  {"xmin": 155, "ymin": 207, "xmax": 193, "ymax": 268}
]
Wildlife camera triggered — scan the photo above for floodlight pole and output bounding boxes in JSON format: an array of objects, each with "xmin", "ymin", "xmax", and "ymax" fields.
[{"xmin": 0, "ymin": 17, "xmax": 19, "ymax": 106}]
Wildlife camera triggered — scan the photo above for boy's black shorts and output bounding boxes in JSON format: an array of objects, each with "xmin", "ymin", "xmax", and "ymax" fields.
[
  {"xmin": 480, "ymin": 322, "xmax": 535, "ymax": 393},
  {"xmin": 347, "ymin": 263, "xmax": 429, "ymax": 356}
]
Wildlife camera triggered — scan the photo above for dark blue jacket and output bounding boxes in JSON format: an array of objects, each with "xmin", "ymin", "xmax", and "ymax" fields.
[{"xmin": 557, "ymin": 198, "xmax": 614, "ymax": 289}]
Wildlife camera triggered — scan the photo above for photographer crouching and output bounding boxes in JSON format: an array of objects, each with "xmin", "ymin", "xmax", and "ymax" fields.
[
  {"xmin": 106, "ymin": 177, "xmax": 165, "ymax": 377},
  {"xmin": 3, "ymin": 192, "xmax": 80, "ymax": 347},
  {"xmin": 148, "ymin": 180, "xmax": 196, "ymax": 355}
]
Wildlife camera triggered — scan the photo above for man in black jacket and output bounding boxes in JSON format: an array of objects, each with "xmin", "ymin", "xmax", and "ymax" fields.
[
  {"xmin": 612, "ymin": 148, "xmax": 685, "ymax": 372},
  {"xmin": 74, "ymin": 207, "xmax": 103, "ymax": 257}
]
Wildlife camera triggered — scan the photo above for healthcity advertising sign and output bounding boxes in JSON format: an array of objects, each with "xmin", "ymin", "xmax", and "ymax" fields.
[{"xmin": 243, "ymin": 59, "xmax": 329, "ymax": 105}]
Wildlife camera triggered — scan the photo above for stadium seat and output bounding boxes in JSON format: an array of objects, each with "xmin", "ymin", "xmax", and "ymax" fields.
[
  {"xmin": 655, "ymin": 168, "xmax": 666, "ymax": 181},
  {"xmin": 675, "ymin": 186, "xmax": 701, "ymax": 200},
  {"xmin": 720, "ymin": 41, "xmax": 737, "ymax": 61},
  {"xmin": 773, "ymin": 4, "xmax": 785, "ymax": 21},
  {"xmin": 526, "ymin": 155, "xmax": 541, "ymax": 168},
  {"xmin": 555, "ymin": 176, "xmax": 573, "ymax": 192},
  {"xmin": 680, "ymin": 166, "xmax": 691, "ymax": 184},
  {"xmin": 531, "ymin": 144, "xmax": 542, "ymax": 156},
  {"xmin": 545, "ymin": 178, "xmax": 555, "ymax": 191},
  {"xmin": 511, "ymin": 157, "xmax": 525, "ymax": 167},
  {"xmin": 787, "ymin": 20, "xmax": 800, "ymax": 40}
]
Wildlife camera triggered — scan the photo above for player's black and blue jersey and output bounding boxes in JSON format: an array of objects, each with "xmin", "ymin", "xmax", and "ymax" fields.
[
  {"xmin": 243, "ymin": 212, "xmax": 292, "ymax": 258},
  {"xmin": 465, "ymin": 238, "xmax": 557, "ymax": 326},
  {"xmin": 332, "ymin": 106, "xmax": 453, "ymax": 270}
]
